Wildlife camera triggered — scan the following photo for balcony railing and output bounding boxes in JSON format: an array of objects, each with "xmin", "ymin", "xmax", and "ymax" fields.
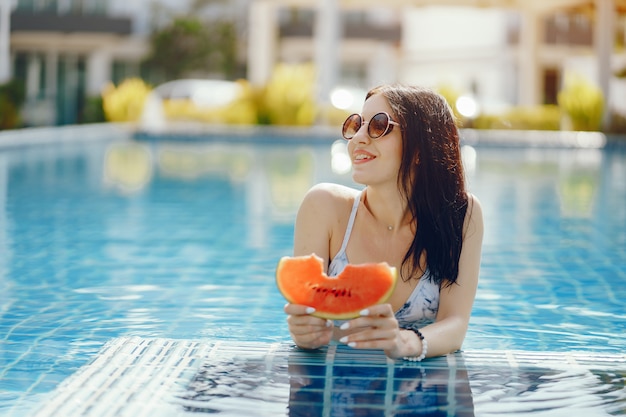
[
  {"xmin": 280, "ymin": 21, "xmax": 401, "ymax": 42},
  {"xmin": 11, "ymin": 12, "xmax": 132, "ymax": 35}
]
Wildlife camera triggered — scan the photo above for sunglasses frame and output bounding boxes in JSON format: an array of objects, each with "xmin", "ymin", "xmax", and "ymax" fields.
[{"xmin": 342, "ymin": 112, "xmax": 401, "ymax": 140}]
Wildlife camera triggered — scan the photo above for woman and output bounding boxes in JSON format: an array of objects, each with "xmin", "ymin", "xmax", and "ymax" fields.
[{"xmin": 284, "ymin": 84, "xmax": 484, "ymax": 360}]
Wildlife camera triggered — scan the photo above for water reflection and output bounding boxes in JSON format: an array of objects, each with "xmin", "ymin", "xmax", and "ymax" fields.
[
  {"xmin": 175, "ymin": 345, "xmax": 626, "ymax": 416},
  {"xmin": 103, "ymin": 140, "xmax": 356, "ymax": 249},
  {"xmin": 469, "ymin": 362, "xmax": 626, "ymax": 416},
  {"xmin": 103, "ymin": 142, "xmax": 153, "ymax": 193},
  {"xmin": 288, "ymin": 351, "xmax": 475, "ymax": 417},
  {"xmin": 177, "ymin": 346, "xmax": 476, "ymax": 416}
]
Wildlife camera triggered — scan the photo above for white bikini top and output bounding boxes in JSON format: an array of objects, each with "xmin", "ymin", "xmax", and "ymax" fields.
[{"xmin": 327, "ymin": 190, "xmax": 439, "ymax": 328}]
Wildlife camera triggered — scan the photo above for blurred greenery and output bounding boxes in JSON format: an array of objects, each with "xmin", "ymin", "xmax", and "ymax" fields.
[
  {"xmin": 80, "ymin": 96, "xmax": 106, "ymax": 124},
  {"xmin": 608, "ymin": 111, "xmax": 626, "ymax": 134},
  {"xmin": 158, "ymin": 63, "xmax": 318, "ymax": 126},
  {"xmin": 162, "ymin": 79, "xmax": 258, "ymax": 124},
  {"xmin": 256, "ymin": 63, "xmax": 317, "ymax": 126},
  {"xmin": 142, "ymin": 16, "xmax": 237, "ymax": 81},
  {"xmin": 101, "ymin": 66, "xmax": 624, "ymax": 134},
  {"xmin": 557, "ymin": 72, "xmax": 604, "ymax": 131},
  {"xmin": 0, "ymin": 79, "xmax": 25, "ymax": 130},
  {"xmin": 474, "ymin": 105, "xmax": 561, "ymax": 131},
  {"xmin": 102, "ymin": 78, "xmax": 152, "ymax": 123},
  {"xmin": 436, "ymin": 84, "xmax": 464, "ymax": 123}
]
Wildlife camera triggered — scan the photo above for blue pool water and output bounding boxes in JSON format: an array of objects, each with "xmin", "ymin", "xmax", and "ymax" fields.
[{"xmin": 0, "ymin": 126, "xmax": 625, "ymax": 416}]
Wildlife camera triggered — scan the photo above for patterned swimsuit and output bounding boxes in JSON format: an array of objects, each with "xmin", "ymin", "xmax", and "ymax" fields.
[{"xmin": 328, "ymin": 190, "xmax": 440, "ymax": 329}]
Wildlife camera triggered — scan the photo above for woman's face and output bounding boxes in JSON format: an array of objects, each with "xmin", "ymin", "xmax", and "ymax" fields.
[{"xmin": 347, "ymin": 93, "xmax": 403, "ymax": 187}]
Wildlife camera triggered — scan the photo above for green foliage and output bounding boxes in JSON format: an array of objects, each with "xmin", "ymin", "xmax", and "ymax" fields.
[
  {"xmin": 557, "ymin": 73, "xmax": 604, "ymax": 131},
  {"xmin": 102, "ymin": 78, "xmax": 152, "ymax": 123},
  {"xmin": 256, "ymin": 63, "xmax": 317, "ymax": 126},
  {"xmin": 155, "ymin": 63, "xmax": 318, "ymax": 126},
  {"xmin": 607, "ymin": 111, "xmax": 626, "ymax": 134},
  {"xmin": 474, "ymin": 105, "xmax": 561, "ymax": 131},
  {"xmin": 143, "ymin": 17, "xmax": 237, "ymax": 81},
  {"xmin": 435, "ymin": 83, "xmax": 463, "ymax": 121},
  {"xmin": 0, "ymin": 79, "xmax": 25, "ymax": 130},
  {"xmin": 162, "ymin": 79, "xmax": 258, "ymax": 125},
  {"xmin": 80, "ymin": 96, "xmax": 106, "ymax": 124}
]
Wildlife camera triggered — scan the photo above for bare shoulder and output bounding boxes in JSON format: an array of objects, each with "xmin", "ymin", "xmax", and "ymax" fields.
[
  {"xmin": 294, "ymin": 183, "xmax": 361, "ymax": 259},
  {"xmin": 300, "ymin": 183, "xmax": 360, "ymax": 211},
  {"xmin": 466, "ymin": 193, "xmax": 483, "ymax": 215},
  {"xmin": 464, "ymin": 192, "xmax": 484, "ymax": 237}
]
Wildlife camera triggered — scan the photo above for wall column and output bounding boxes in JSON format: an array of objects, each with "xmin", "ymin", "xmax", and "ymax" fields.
[
  {"xmin": 0, "ymin": 0, "xmax": 12, "ymax": 83},
  {"xmin": 26, "ymin": 53, "xmax": 41, "ymax": 99},
  {"xmin": 247, "ymin": 0, "xmax": 276, "ymax": 86},
  {"xmin": 86, "ymin": 49, "xmax": 111, "ymax": 96},
  {"xmin": 595, "ymin": 0, "xmax": 614, "ymax": 128},
  {"xmin": 45, "ymin": 50, "xmax": 58, "ymax": 122},
  {"xmin": 314, "ymin": 0, "xmax": 341, "ymax": 113},
  {"xmin": 518, "ymin": 9, "xmax": 542, "ymax": 106}
]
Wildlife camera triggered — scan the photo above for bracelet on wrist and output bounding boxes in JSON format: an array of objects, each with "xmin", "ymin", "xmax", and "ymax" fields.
[{"xmin": 403, "ymin": 328, "xmax": 428, "ymax": 362}]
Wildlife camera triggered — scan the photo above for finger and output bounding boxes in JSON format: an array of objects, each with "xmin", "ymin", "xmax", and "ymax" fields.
[
  {"xmin": 287, "ymin": 314, "xmax": 332, "ymax": 329},
  {"xmin": 292, "ymin": 330, "xmax": 333, "ymax": 350},
  {"xmin": 284, "ymin": 303, "xmax": 317, "ymax": 315},
  {"xmin": 339, "ymin": 314, "xmax": 397, "ymax": 332},
  {"xmin": 361, "ymin": 303, "xmax": 394, "ymax": 317},
  {"xmin": 290, "ymin": 325, "xmax": 331, "ymax": 337},
  {"xmin": 339, "ymin": 328, "xmax": 398, "ymax": 349}
]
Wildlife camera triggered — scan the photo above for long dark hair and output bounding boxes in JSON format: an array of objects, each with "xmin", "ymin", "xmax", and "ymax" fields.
[{"xmin": 367, "ymin": 84, "xmax": 469, "ymax": 287}]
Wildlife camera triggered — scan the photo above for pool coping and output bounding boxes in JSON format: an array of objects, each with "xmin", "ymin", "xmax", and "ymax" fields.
[{"xmin": 1, "ymin": 123, "xmax": 625, "ymax": 149}]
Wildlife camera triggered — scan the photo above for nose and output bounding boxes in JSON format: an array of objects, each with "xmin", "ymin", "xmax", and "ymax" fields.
[{"xmin": 351, "ymin": 123, "xmax": 371, "ymax": 144}]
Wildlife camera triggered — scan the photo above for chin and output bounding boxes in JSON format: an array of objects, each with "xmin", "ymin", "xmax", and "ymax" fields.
[{"xmin": 351, "ymin": 172, "xmax": 371, "ymax": 185}]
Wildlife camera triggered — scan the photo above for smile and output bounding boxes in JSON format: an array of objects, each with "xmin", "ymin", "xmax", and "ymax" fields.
[{"xmin": 353, "ymin": 151, "xmax": 375, "ymax": 162}]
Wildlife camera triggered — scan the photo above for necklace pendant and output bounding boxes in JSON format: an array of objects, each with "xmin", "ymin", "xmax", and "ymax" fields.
[{"xmin": 388, "ymin": 225, "xmax": 393, "ymax": 231}]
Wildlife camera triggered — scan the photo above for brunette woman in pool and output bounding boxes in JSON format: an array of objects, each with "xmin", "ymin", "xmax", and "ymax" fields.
[{"xmin": 284, "ymin": 84, "xmax": 484, "ymax": 360}]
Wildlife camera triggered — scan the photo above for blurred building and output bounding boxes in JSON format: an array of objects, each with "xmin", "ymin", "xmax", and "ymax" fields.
[
  {"xmin": 252, "ymin": 0, "xmax": 626, "ymax": 117},
  {"xmin": 2, "ymin": 0, "xmax": 626, "ymax": 126},
  {"xmin": 5, "ymin": 0, "xmax": 156, "ymax": 125}
]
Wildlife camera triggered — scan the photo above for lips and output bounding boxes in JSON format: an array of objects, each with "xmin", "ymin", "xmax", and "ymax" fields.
[{"xmin": 353, "ymin": 150, "xmax": 375, "ymax": 163}]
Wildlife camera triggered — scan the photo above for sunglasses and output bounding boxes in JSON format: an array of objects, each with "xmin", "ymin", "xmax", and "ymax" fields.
[{"xmin": 341, "ymin": 112, "xmax": 401, "ymax": 140}]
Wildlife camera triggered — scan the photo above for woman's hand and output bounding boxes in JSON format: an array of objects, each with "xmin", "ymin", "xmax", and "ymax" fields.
[
  {"xmin": 336, "ymin": 304, "xmax": 419, "ymax": 359},
  {"xmin": 284, "ymin": 303, "xmax": 333, "ymax": 350}
]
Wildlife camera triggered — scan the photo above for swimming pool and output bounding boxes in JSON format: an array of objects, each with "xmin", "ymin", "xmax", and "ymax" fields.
[{"xmin": 0, "ymin": 125, "xmax": 624, "ymax": 416}]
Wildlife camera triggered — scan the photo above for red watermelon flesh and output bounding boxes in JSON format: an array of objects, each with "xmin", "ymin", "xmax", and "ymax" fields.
[{"xmin": 276, "ymin": 254, "xmax": 398, "ymax": 320}]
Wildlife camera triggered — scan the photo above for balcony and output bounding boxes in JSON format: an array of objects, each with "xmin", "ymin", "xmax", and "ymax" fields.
[
  {"xmin": 280, "ymin": 21, "xmax": 401, "ymax": 42},
  {"xmin": 11, "ymin": 12, "xmax": 132, "ymax": 35}
]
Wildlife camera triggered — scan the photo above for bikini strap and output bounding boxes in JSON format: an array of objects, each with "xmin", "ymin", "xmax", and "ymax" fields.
[{"xmin": 336, "ymin": 190, "xmax": 362, "ymax": 255}]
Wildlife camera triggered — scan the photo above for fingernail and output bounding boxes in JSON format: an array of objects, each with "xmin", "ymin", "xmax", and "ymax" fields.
[
  {"xmin": 360, "ymin": 309, "xmax": 369, "ymax": 316},
  {"xmin": 339, "ymin": 322, "xmax": 350, "ymax": 330},
  {"xmin": 326, "ymin": 320, "xmax": 333, "ymax": 327},
  {"xmin": 305, "ymin": 307, "xmax": 315, "ymax": 314},
  {"xmin": 347, "ymin": 342, "xmax": 356, "ymax": 348},
  {"xmin": 339, "ymin": 336, "xmax": 348, "ymax": 343}
]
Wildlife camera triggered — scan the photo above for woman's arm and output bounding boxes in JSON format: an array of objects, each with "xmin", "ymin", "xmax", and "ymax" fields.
[
  {"xmin": 292, "ymin": 183, "xmax": 336, "ymax": 261},
  {"xmin": 336, "ymin": 194, "xmax": 484, "ymax": 359},
  {"xmin": 285, "ymin": 183, "xmax": 354, "ymax": 349},
  {"xmin": 416, "ymin": 193, "xmax": 484, "ymax": 357}
]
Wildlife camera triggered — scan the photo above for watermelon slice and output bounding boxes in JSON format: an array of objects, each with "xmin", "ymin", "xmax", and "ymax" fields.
[{"xmin": 276, "ymin": 254, "xmax": 397, "ymax": 320}]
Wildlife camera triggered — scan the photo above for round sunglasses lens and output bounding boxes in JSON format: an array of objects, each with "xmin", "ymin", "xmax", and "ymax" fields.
[
  {"xmin": 342, "ymin": 114, "xmax": 361, "ymax": 139},
  {"xmin": 368, "ymin": 113, "xmax": 389, "ymax": 138}
]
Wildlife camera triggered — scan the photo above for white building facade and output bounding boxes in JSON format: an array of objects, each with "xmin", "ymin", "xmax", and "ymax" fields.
[
  {"xmin": 2, "ymin": 0, "xmax": 625, "ymax": 126},
  {"xmin": 248, "ymin": 0, "xmax": 625, "ymax": 124}
]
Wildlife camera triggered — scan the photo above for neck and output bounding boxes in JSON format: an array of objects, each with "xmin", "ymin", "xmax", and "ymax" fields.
[{"xmin": 363, "ymin": 187, "xmax": 410, "ymax": 231}]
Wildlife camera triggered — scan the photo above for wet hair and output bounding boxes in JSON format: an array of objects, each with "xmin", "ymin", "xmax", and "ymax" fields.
[{"xmin": 366, "ymin": 84, "xmax": 469, "ymax": 287}]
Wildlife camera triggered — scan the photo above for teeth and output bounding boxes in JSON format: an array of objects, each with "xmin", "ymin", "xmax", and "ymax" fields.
[{"xmin": 355, "ymin": 154, "xmax": 373, "ymax": 160}]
